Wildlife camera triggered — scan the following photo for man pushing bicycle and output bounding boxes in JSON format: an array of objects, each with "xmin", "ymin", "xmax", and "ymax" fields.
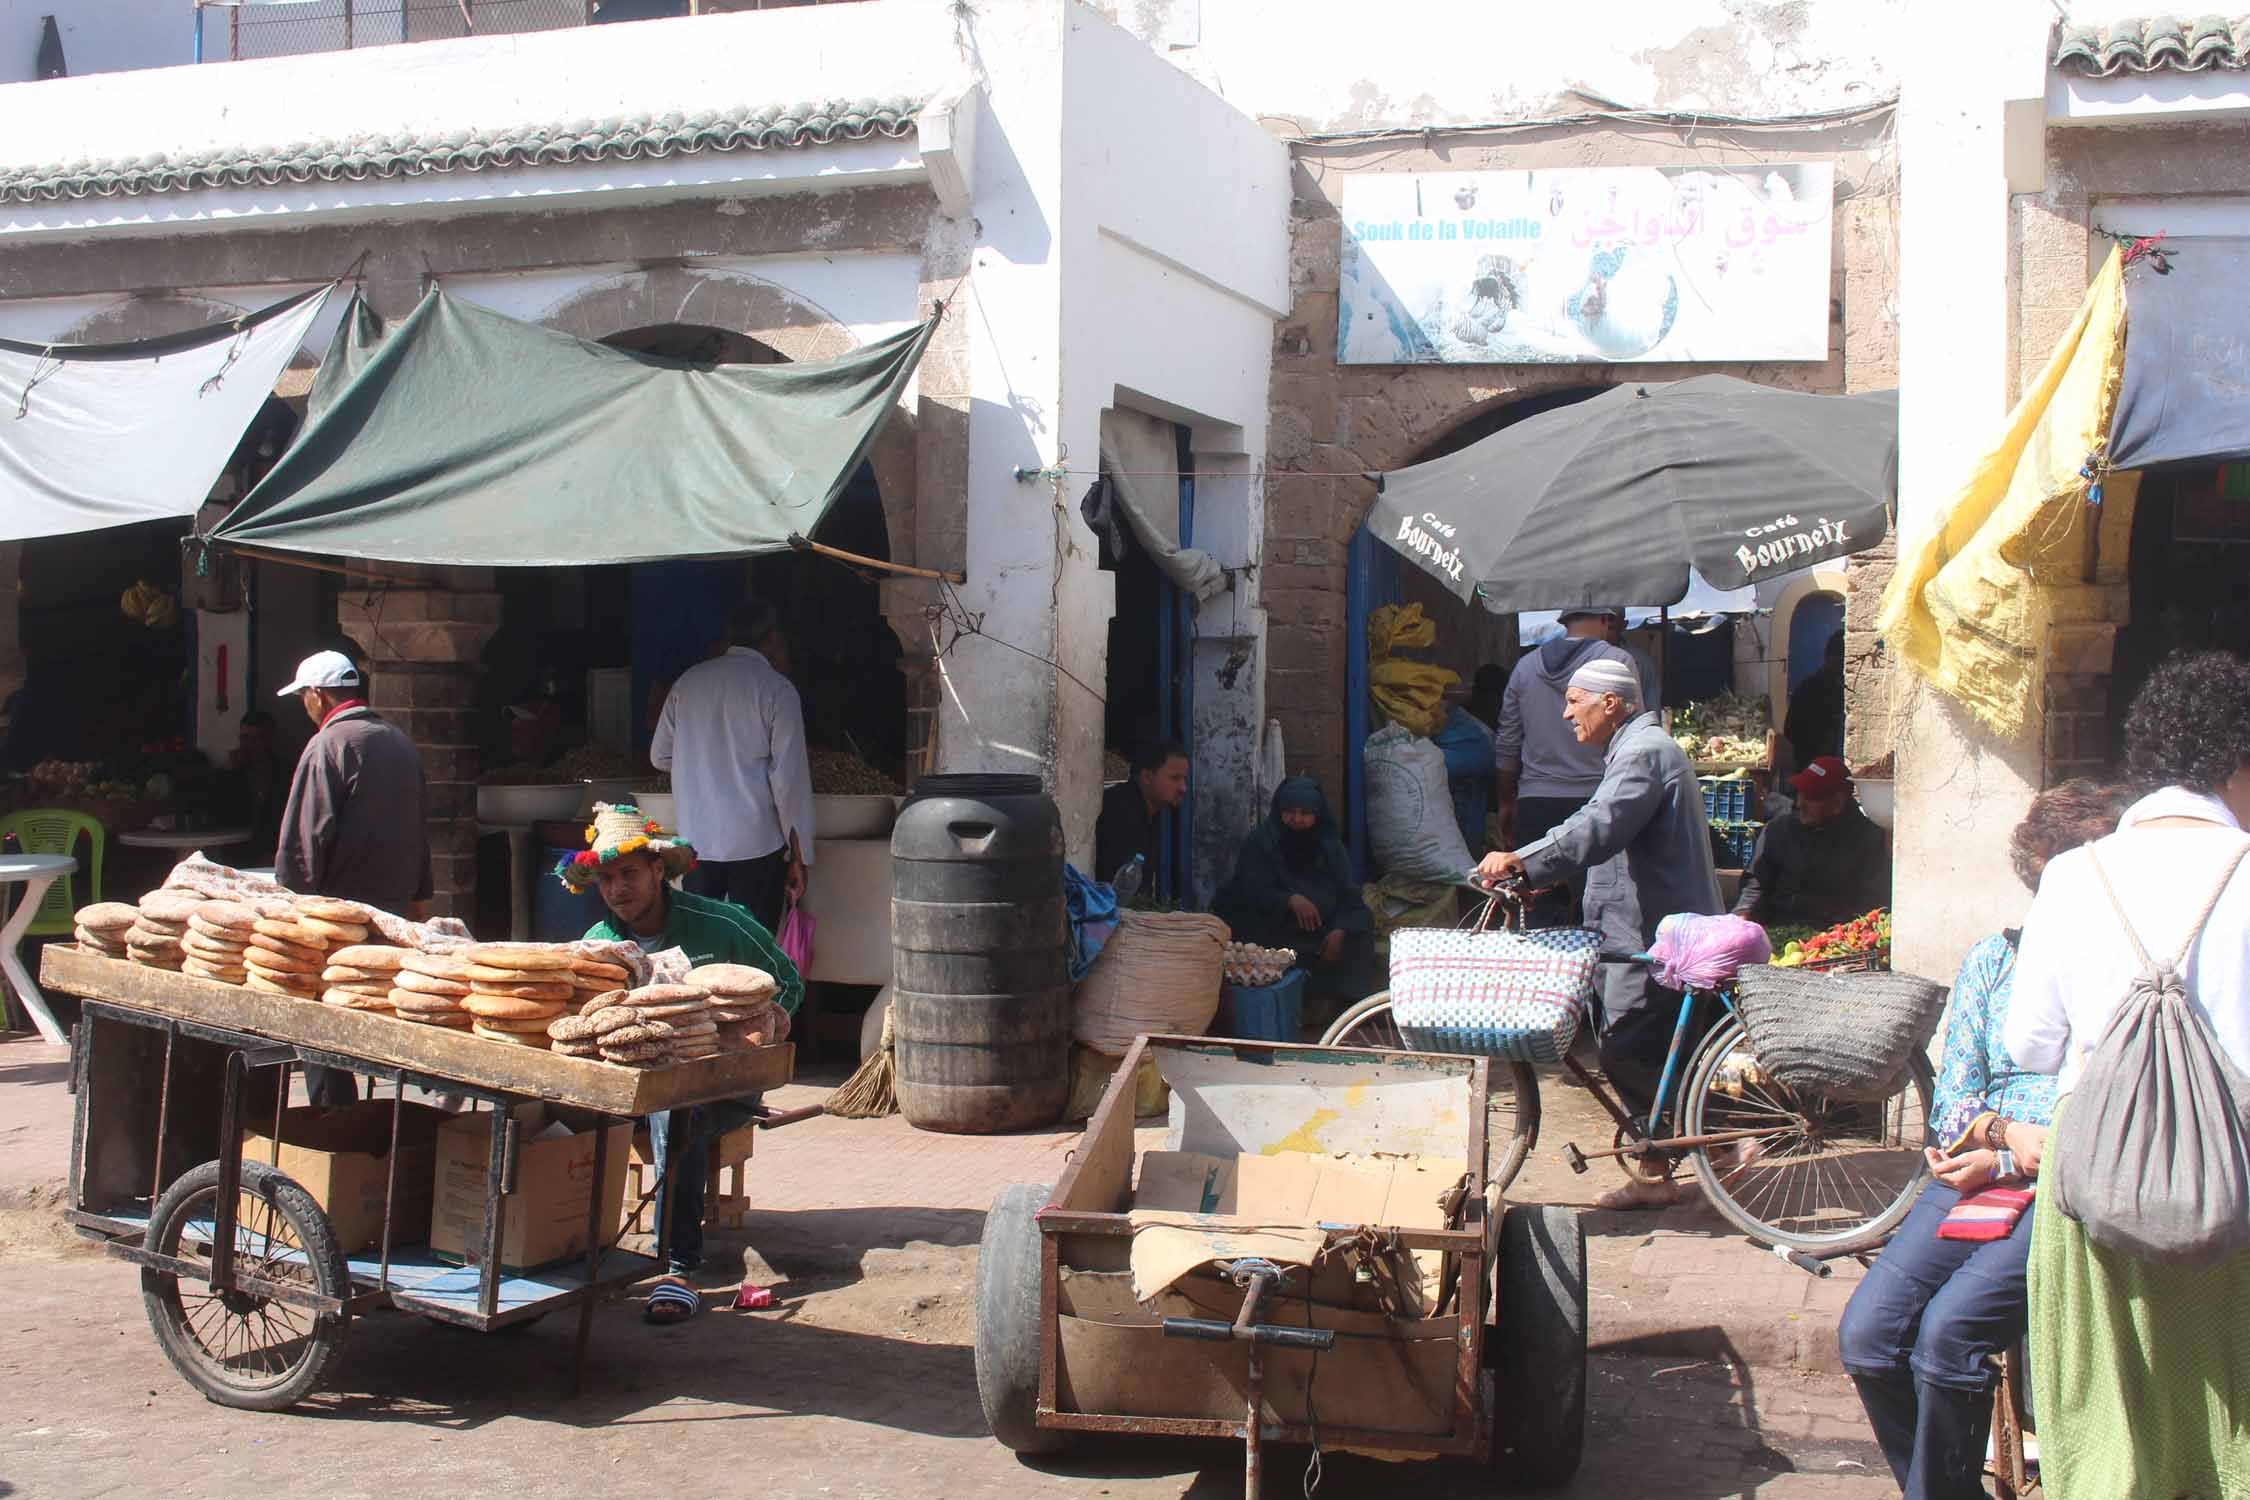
[{"xmin": 1477, "ymin": 655, "xmax": 1724, "ymax": 1209}]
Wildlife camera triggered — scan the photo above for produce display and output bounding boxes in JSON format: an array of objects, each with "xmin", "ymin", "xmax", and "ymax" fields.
[
  {"xmin": 1671, "ymin": 692, "xmax": 1772, "ymax": 767},
  {"xmin": 545, "ymin": 741, "xmax": 646, "ymax": 781},
  {"xmin": 1769, "ymin": 908, "xmax": 1891, "ymax": 969},
  {"xmin": 809, "ymin": 746, "xmax": 900, "ymax": 796}
]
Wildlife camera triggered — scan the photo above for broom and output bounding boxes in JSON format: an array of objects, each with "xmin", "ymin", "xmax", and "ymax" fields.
[{"xmin": 827, "ymin": 1004, "xmax": 897, "ymax": 1118}]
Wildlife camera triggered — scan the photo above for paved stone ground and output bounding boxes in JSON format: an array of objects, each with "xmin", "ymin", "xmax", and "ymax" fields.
[{"xmin": 0, "ymin": 1030, "xmax": 1899, "ymax": 1496}]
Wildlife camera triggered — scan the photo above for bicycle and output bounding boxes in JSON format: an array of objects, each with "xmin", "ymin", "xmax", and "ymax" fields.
[{"xmin": 1321, "ymin": 883, "xmax": 1932, "ymax": 1255}]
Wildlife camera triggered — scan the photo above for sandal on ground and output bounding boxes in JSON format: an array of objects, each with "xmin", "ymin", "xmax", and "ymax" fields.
[
  {"xmin": 1594, "ymin": 1176, "xmax": 1687, "ymax": 1212},
  {"xmin": 645, "ymin": 1277, "xmax": 700, "ymax": 1326}
]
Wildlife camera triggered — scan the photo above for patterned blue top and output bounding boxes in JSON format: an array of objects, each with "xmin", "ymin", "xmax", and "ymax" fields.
[{"xmin": 1932, "ymin": 932, "xmax": 2058, "ymax": 1144}]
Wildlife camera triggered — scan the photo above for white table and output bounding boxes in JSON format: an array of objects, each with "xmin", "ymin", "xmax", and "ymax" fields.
[
  {"xmin": 0, "ymin": 852, "xmax": 75, "ymax": 1043},
  {"xmin": 116, "ymin": 827, "xmax": 253, "ymax": 851}
]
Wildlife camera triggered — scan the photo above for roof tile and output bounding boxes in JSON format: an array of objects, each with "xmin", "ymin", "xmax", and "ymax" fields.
[
  {"xmin": 0, "ymin": 94, "xmax": 924, "ymax": 205},
  {"xmin": 2054, "ymin": 14, "xmax": 2250, "ymax": 76}
]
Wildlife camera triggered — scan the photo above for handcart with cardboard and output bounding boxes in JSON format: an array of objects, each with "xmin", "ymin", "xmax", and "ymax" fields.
[
  {"xmin": 42, "ymin": 946, "xmax": 795, "ymax": 1410},
  {"xmin": 973, "ymin": 1033, "xmax": 1586, "ymax": 1496}
]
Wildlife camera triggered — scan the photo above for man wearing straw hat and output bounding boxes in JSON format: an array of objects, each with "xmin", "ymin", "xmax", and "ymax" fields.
[
  {"xmin": 1478, "ymin": 655, "xmax": 1721, "ymax": 1210},
  {"xmin": 562, "ymin": 803, "xmax": 802, "ymax": 1317}
]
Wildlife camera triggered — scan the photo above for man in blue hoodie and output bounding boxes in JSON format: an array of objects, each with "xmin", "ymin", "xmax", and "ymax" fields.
[{"xmin": 1494, "ymin": 609, "xmax": 1639, "ymax": 923}]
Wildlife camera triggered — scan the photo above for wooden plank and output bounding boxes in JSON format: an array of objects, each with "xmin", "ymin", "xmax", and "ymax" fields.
[
  {"xmin": 1052, "ymin": 1035, "xmax": 1144, "ymax": 1214},
  {"xmin": 42, "ymin": 947, "xmax": 792, "ymax": 1115}
]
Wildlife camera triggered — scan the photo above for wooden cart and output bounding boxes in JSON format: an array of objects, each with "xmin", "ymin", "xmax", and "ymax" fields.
[
  {"xmin": 973, "ymin": 1034, "xmax": 1588, "ymax": 1497},
  {"xmin": 42, "ymin": 946, "xmax": 794, "ymax": 1410}
]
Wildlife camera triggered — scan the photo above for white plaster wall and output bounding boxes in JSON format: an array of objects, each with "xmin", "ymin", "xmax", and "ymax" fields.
[
  {"xmin": 1097, "ymin": 0, "xmax": 1903, "ymax": 130},
  {"xmin": 0, "ymin": 0, "xmax": 187, "ymax": 84}
]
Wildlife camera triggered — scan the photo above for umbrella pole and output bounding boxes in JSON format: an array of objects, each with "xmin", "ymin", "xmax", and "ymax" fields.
[{"xmin": 1659, "ymin": 605, "xmax": 1669, "ymax": 710}]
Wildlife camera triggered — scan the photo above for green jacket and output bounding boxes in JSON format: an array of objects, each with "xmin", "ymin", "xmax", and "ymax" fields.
[{"xmin": 584, "ymin": 888, "xmax": 804, "ymax": 1014}]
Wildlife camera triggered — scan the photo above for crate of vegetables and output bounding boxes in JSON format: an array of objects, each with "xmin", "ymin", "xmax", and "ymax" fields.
[{"xmin": 1770, "ymin": 909, "xmax": 1891, "ymax": 973}]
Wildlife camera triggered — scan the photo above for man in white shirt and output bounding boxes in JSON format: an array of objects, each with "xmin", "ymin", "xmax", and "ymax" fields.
[{"xmin": 651, "ymin": 599, "xmax": 814, "ymax": 933}]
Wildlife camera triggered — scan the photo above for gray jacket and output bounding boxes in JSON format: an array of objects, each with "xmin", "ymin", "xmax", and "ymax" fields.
[
  {"xmin": 275, "ymin": 706, "xmax": 431, "ymax": 910},
  {"xmin": 1520, "ymin": 711, "xmax": 1721, "ymax": 966},
  {"xmin": 1494, "ymin": 636, "xmax": 1639, "ymax": 799}
]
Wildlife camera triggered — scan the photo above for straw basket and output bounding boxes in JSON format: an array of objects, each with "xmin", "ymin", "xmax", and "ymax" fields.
[
  {"xmin": 1732, "ymin": 963, "xmax": 1948, "ymax": 1101},
  {"xmin": 1071, "ymin": 910, "xmax": 1231, "ymax": 1056}
]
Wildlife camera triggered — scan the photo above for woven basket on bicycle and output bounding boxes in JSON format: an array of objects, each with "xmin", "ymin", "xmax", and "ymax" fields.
[{"xmin": 1731, "ymin": 961, "xmax": 1947, "ymax": 1101}]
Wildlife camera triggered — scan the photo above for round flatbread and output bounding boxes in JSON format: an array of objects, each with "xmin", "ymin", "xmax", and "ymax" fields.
[
  {"xmin": 324, "ymin": 978, "xmax": 395, "ymax": 997},
  {"xmin": 319, "ymin": 964, "xmax": 393, "ymax": 985},
  {"xmin": 74, "ymin": 902, "xmax": 141, "ymax": 935},
  {"xmin": 403, "ymin": 1010, "xmax": 475, "ymax": 1029},
  {"xmin": 244, "ymin": 944, "xmax": 322, "ymax": 976},
  {"xmin": 463, "ymin": 993, "xmax": 567, "ymax": 1021},
  {"xmin": 401, "ymin": 951, "xmax": 471, "ymax": 980},
  {"xmin": 185, "ymin": 917, "xmax": 253, "ymax": 946},
  {"xmin": 392, "ymin": 991, "xmax": 466, "ymax": 1015},
  {"xmin": 597, "ymin": 1023, "xmax": 666, "ymax": 1048},
  {"xmin": 130, "ymin": 916, "xmax": 188, "ymax": 939},
  {"xmin": 127, "ymin": 931, "xmax": 185, "ymax": 956},
  {"xmin": 580, "ymin": 989, "xmax": 633, "ymax": 1015},
  {"xmin": 628, "ymin": 983, "xmax": 705, "ymax": 1006},
  {"xmin": 663, "ymin": 1017, "xmax": 719, "ymax": 1035},
  {"xmin": 465, "ymin": 976, "xmax": 576, "ymax": 1001},
  {"xmin": 247, "ymin": 931, "xmax": 326, "ymax": 965},
  {"xmin": 297, "ymin": 898, "xmax": 376, "ymax": 924},
  {"xmin": 76, "ymin": 930, "xmax": 129, "ymax": 954},
  {"xmin": 131, "ymin": 955, "xmax": 186, "ymax": 972},
  {"xmin": 570, "ymin": 956, "xmax": 632, "ymax": 983},
  {"xmin": 471, "ymin": 1023, "xmax": 552, "ymax": 1047},
  {"xmin": 253, "ymin": 916, "xmax": 330, "ymax": 949},
  {"xmin": 138, "ymin": 890, "xmax": 203, "ymax": 925},
  {"xmin": 298, "ymin": 917, "xmax": 370, "ymax": 944},
  {"xmin": 467, "ymin": 943, "xmax": 574, "ymax": 973},
  {"xmin": 245, "ymin": 972, "xmax": 316, "ymax": 997},
  {"xmin": 706, "ymin": 1004, "xmax": 773, "ymax": 1024},
  {"xmin": 395, "ymin": 969, "xmax": 473, "ymax": 997},
  {"xmin": 639, "ymin": 1000, "xmax": 710, "ymax": 1021},
  {"xmin": 322, "ymin": 989, "xmax": 395, "ymax": 1010},
  {"xmin": 597, "ymin": 1041, "xmax": 669, "ymax": 1065},
  {"xmin": 552, "ymin": 1041, "xmax": 604, "ymax": 1059},
  {"xmin": 547, "ymin": 1013, "xmax": 601, "ymax": 1041},
  {"xmin": 683, "ymin": 963, "xmax": 778, "ymax": 999},
  {"xmin": 587, "ymin": 1007, "xmax": 644, "ymax": 1037},
  {"xmin": 183, "ymin": 958, "xmax": 247, "ymax": 982},
  {"xmin": 471, "ymin": 1011, "xmax": 558, "ymax": 1033},
  {"xmin": 327, "ymin": 944, "xmax": 406, "ymax": 971},
  {"xmin": 191, "ymin": 899, "xmax": 261, "ymax": 931}
]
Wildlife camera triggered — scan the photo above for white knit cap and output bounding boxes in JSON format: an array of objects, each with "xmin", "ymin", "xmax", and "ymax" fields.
[{"xmin": 1567, "ymin": 657, "xmax": 1642, "ymax": 705}]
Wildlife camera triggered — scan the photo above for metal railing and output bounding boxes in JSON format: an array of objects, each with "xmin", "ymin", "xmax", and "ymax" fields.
[{"xmin": 191, "ymin": 1, "xmax": 865, "ymax": 63}]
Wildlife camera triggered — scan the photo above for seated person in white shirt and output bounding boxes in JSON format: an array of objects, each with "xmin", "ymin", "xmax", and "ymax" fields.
[{"xmin": 650, "ymin": 598, "xmax": 815, "ymax": 933}]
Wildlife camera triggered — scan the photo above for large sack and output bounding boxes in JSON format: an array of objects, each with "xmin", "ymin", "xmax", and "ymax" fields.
[
  {"xmin": 1072, "ymin": 910, "xmax": 1230, "ymax": 1056},
  {"xmin": 1365, "ymin": 724, "xmax": 1475, "ymax": 881}
]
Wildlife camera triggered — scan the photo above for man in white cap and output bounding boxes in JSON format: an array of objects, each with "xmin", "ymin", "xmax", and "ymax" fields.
[
  {"xmin": 1493, "ymin": 606, "xmax": 1640, "ymax": 923},
  {"xmin": 273, "ymin": 649, "xmax": 431, "ymax": 1106},
  {"xmin": 1478, "ymin": 653, "xmax": 1721, "ymax": 1209}
]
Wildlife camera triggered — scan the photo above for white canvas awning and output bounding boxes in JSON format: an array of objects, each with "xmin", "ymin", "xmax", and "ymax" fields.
[{"xmin": 0, "ymin": 284, "xmax": 331, "ymax": 542}]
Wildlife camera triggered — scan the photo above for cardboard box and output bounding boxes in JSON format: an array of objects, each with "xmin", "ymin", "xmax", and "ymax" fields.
[
  {"xmin": 429, "ymin": 1103, "xmax": 630, "ymax": 1274},
  {"xmin": 241, "ymin": 1101, "xmax": 451, "ymax": 1255}
]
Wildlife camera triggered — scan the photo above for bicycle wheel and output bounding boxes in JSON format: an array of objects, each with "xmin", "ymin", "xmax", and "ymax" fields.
[
  {"xmin": 141, "ymin": 1158, "xmax": 351, "ymax": 1410},
  {"xmin": 1321, "ymin": 991, "xmax": 1542, "ymax": 1193},
  {"xmin": 1681, "ymin": 1014, "xmax": 1932, "ymax": 1254}
]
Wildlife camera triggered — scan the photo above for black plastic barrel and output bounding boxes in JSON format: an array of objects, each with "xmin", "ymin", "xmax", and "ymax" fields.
[{"xmin": 890, "ymin": 773, "xmax": 1069, "ymax": 1133}]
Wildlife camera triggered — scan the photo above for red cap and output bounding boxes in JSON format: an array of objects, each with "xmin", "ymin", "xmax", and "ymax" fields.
[{"xmin": 1789, "ymin": 755, "xmax": 1852, "ymax": 797}]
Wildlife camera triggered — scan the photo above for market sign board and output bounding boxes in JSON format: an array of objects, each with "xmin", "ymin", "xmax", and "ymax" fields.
[{"xmin": 1337, "ymin": 163, "xmax": 1835, "ymax": 365}]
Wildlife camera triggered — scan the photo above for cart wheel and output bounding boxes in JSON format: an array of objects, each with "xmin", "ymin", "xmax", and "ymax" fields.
[
  {"xmin": 140, "ymin": 1159, "xmax": 350, "ymax": 1411},
  {"xmin": 1487, "ymin": 1204, "xmax": 1586, "ymax": 1490},
  {"xmin": 975, "ymin": 1181, "xmax": 1075, "ymax": 1454},
  {"xmin": 1322, "ymin": 992, "xmax": 1543, "ymax": 1194}
]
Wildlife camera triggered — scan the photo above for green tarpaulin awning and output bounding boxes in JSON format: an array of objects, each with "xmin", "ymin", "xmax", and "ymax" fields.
[{"xmin": 215, "ymin": 286, "xmax": 935, "ymax": 566}]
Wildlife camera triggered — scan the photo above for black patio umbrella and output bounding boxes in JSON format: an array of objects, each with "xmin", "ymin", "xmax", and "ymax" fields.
[{"xmin": 1369, "ymin": 377, "xmax": 1898, "ymax": 612}]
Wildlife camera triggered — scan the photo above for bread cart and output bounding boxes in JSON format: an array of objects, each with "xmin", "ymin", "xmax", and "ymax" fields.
[
  {"xmin": 973, "ymin": 1034, "xmax": 1587, "ymax": 1495},
  {"xmin": 41, "ymin": 945, "xmax": 794, "ymax": 1410}
]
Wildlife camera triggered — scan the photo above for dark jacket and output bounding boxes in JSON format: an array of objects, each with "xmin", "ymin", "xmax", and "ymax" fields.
[
  {"xmin": 1215, "ymin": 777, "xmax": 1372, "ymax": 950},
  {"xmin": 275, "ymin": 706, "xmax": 431, "ymax": 909},
  {"xmin": 1734, "ymin": 802, "xmax": 1891, "ymax": 929},
  {"xmin": 1094, "ymin": 779, "xmax": 1157, "ymax": 890}
]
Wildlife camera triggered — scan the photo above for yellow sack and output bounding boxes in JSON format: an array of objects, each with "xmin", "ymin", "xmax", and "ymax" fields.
[
  {"xmin": 1368, "ymin": 602, "xmax": 1459, "ymax": 739},
  {"xmin": 1876, "ymin": 249, "xmax": 2138, "ymax": 739}
]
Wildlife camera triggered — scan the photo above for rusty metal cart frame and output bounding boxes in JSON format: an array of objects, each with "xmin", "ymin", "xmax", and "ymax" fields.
[
  {"xmin": 46, "ymin": 947, "xmax": 794, "ymax": 1410},
  {"xmin": 975, "ymin": 1034, "xmax": 1589, "ymax": 1497}
]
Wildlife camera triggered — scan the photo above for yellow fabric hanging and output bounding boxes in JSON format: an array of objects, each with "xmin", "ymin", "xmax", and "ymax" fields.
[
  {"xmin": 1367, "ymin": 601, "xmax": 1459, "ymax": 738},
  {"xmin": 1876, "ymin": 249, "xmax": 2139, "ymax": 740}
]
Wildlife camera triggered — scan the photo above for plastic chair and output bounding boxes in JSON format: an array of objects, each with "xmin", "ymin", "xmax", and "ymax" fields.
[{"xmin": 0, "ymin": 808, "xmax": 105, "ymax": 936}]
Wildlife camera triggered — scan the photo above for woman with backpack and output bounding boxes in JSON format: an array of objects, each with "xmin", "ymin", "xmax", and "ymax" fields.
[
  {"xmin": 1836, "ymin": 778, "xmax": 2130, "ymax": 1499},
  {"xmin": 2003, "ymin": 649, "xmax": 2250, "ymax": 1498}
]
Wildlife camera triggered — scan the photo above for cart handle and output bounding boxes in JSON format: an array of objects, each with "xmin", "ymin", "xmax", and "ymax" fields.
[{"xmin": 1160, "ymin": 1316, "xmax": 1337, "ymax": 1350}]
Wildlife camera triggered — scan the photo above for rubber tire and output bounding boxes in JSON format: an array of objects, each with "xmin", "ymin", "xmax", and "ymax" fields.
[
  {"xmin": 141, "ymin": 1158, "xmax": 351, "ymax": 1411},
  {"xmin": 1682, "ymin": 1014, "xmax": 1934, "ymax": 1254},
  {"xmin": 1320, "ymin": 991, "xmax": 1544, "ymax": 1194},
  {"xmin": 974, "ymin": 1181, "xmax": 1075, "ymax": 1454},
  {"xmin": 1487, "ymin": 1204, "xmax": 1587, "ymax": 1490}
]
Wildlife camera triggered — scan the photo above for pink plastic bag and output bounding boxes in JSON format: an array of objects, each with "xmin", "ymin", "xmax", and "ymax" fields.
[
  {"xmin": 1647, "ymin": 913, "xmax": 1771, "ymax": 992},
  {"xmin": 777, "ymin": 901, "xmax": 815, "ymax": 975}
]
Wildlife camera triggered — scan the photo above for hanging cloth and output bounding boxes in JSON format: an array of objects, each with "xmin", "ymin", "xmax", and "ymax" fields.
[{"xmin": 1098, "ymin": 407, "xmax": 1226, "ymax": 601}]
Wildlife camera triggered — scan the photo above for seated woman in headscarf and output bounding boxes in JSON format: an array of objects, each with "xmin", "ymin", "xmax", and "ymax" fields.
[{"xmin": 1216, "ymin": 776, "xmax": 1376, "ymax": 1010}]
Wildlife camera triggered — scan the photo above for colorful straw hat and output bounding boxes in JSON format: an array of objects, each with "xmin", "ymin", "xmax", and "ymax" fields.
[{"xmin": 555, "ymin": 802, "xmax": 697, "ymax": 891}]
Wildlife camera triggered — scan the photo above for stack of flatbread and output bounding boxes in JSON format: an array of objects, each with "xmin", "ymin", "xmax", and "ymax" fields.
[
  {"xmin": 462, "ymin": 942, "xmax": 575, "ymax": 1048},
  {"xmin": 568, "ymin": 950, "xmax": 632, "ymax": 1009},
  {"xmin": 683, "ymin": 963, "xmax": 782, "ymax": 1052},
  {"xmin": 321, "ymin": 943, "xmax": 407, "ymax": 1014},
  {"xmin": 73, "ymin": 902, "xmax": 138, "ymax": 958},
  {"xmin": 181, "ymin": 899, "xmax": 262, "ymax": 984},
  {"xmin": 547, "ymin": 983, "xmax": 713, "ymax": 1066},
  {"xmin": 242, "ymin": 911, "xmax": 334, "ymax": 999},
  {"xmin": 392, "ymin": 950, "xmax": 474, "ymax": 1029},
  {"xmin": 125, "ymin": 891, "xmax": 201, "ymax": 971}
]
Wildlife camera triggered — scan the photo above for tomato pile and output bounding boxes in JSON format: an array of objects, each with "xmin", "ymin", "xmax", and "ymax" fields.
[{"xmin": 1771, "ymin": 908, "xmax": 1890, "ymax": 968}]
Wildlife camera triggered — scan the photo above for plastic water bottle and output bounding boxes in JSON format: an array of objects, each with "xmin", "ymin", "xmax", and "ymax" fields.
[{"xmin": 1110, "ymin": 854, "xmax": 1145, "ymax": 904}]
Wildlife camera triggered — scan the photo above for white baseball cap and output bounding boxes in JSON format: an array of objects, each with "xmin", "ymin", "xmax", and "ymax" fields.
[{"xmin": 277, "ymin": 650, "xmax": 362, "ymax": 696}]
